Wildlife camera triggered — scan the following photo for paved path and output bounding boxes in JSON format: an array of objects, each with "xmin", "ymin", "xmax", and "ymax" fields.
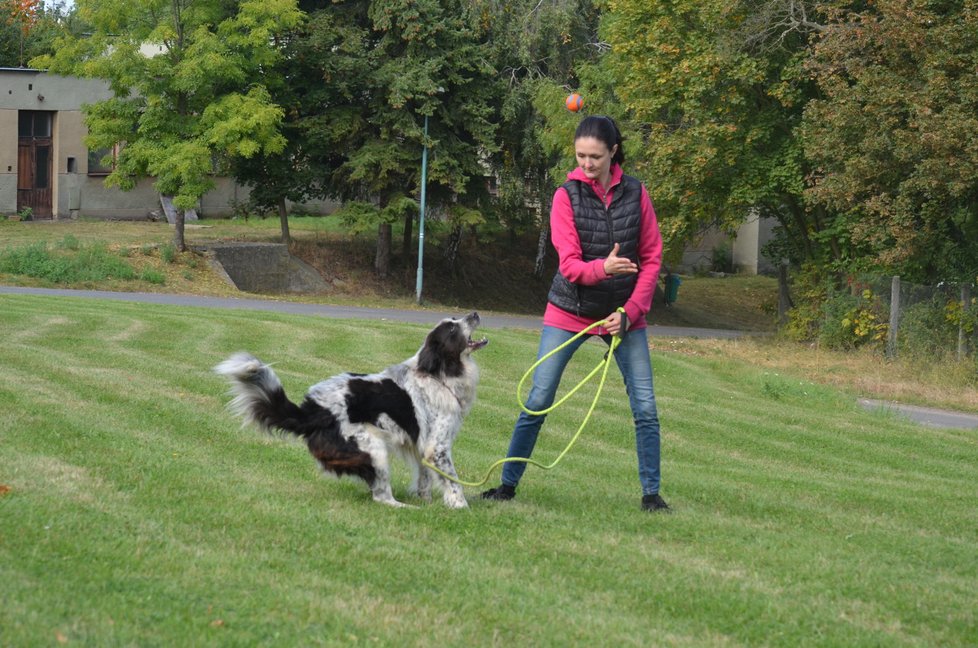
[
  {"xmin": 0, "ymin": 285, "xmax": 749, "ymax": 338},
  {"xmin": 858, "ymin": 399, "xmax": 978, "ymax": 430},
  {"xmin": 6, "ymin": 285, "xmax": 977, "ymax": 429}
]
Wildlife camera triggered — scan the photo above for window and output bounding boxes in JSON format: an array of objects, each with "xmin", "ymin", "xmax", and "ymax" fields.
[
  {"xmin": 19, "ymin": 111, "xmax": 51, "ymax": 138},
  {"xmin": 87, "ymin": 145, "xmax": 119, "ymax": 175},
  {"xmin": 17, "ymin": 110, "xmax": 51, "ymax": 138}
]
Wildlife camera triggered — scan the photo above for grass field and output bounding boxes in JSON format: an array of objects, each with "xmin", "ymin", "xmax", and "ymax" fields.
[{"xmin": 1, "ymin": 294, "xmax": 975, "ymax": 646}]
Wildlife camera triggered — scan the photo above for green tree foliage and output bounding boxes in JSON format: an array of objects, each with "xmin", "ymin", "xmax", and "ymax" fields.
[
  {"xmin": 1, "ymin": 0, "xmax": 78, "ymax": 68},
  {"xmin": 599, "ymin": 0, "xmax": 828, "ymax": 266},
  {"xmin": 295, "ymin": 0, "xmax": 498, "ymax": 276},
  {"xmin": 803, "ymin": 0, "xmax": 978, "ymax": 282},
  {"xmin": 34, "ymin": 0, "xmax": 303, "ymax": 250},
  {"xmin": 475, "ymin": 0, "xmax": 602, "ymax": 274},
  {"xmin": 228, "ymin": 3, "xmax": 328, "ymax": 244}
]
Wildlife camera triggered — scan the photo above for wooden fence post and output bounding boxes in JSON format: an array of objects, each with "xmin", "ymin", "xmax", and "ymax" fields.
[
  {"xmin": 959, "ymin": 284, "xmax": 971, "ymax": 361},
  {"xmin": 887, "ymin": 275, "xmax": 900, "ymax": 360}
]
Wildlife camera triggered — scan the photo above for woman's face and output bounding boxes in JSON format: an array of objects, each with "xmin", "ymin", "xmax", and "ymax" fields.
[{"xmin": 574, "ymin": 136, "xmax": 617, "ymax": 185}]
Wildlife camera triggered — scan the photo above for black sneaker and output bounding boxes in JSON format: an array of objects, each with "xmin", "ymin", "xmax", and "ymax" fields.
[
  {"xmin": 481, "ymin": 484, "xmax": 516, "ymax": 501},
  {"xmin": 641, "ymin": 493, "xmax": 670, "ymax": 512}
]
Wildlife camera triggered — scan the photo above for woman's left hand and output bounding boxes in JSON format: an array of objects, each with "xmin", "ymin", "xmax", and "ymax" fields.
[
  {"xmin": 603, "ymin": 243, "xmax": 638, "ymax": 276},
  {"xmin": 604, "ymin": 311, "xmax": 627, "ymax": 336}
]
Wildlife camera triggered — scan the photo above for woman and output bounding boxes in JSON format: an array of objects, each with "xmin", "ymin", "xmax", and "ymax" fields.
[{"xmin": 482, "ymin": 115, "xmax": 669, "ymax": 512}]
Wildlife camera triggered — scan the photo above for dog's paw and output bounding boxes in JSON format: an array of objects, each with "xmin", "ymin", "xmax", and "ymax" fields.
[
  {"xmin": 443, "ymin": 493, "xmax": 469, "ymax": 509},
  {"xmin": 373, "ymin": 493, "xmax": 413, "ymax": 508}
]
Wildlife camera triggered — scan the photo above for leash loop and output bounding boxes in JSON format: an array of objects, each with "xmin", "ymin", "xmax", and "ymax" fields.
[{"xmin": 422, "ymin": 308, "xmax": 626, "ymax": 488}]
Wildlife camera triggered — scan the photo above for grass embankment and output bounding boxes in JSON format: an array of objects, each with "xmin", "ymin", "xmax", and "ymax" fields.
[{"xmin": 1, "ymin": 295, "xmax": 975, "ymax": 646}]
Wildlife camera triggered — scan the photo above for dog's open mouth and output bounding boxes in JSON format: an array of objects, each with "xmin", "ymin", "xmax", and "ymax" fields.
[{"xmin": 468, "ymin": 336, "xmax": 489, "ymax": 351}]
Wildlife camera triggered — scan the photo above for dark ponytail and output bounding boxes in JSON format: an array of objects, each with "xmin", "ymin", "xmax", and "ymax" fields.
[{"xmin": 574, "ymin": 116, "xmax": 625, "ymax": 165}]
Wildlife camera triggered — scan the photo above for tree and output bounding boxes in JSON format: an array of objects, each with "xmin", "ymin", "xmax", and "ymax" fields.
[
  {"xmin": 477, "ymin": 0, "xmax": 603, "ymax": 276},
  {"xmin": 803, "ymin": 0, "xmax": 978, "ymax": 282},
  {"xmin": 296, "ymin": 0, "xmax": 498, "ymax": 278},
  {"xmin": 34, "ymin": 0, "xmax": 303, "ymax": 251},
  {"xmin": 1, "ymin": 0, "xmax": 77, "ymax": 68},
  {"xmin": 229, "ymin": 41, "xmax": 317, "ymax": 242},
  {"xmin": 1, "ymin": 0, "xmax": 38, "ymax": 66},
  {"xmin": 599, "ymin": 0, "xmax": 830, "ymax": 267}
]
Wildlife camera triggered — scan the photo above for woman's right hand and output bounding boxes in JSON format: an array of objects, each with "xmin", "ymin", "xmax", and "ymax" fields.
[{"xmin": 603, "ymin": 243, "xmax": 638, "ymax": 276}]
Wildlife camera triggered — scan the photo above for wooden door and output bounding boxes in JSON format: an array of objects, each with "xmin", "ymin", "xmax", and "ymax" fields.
[{"xmin": 17, "ymin": 111, "xmax": 54, "ymax": 219}]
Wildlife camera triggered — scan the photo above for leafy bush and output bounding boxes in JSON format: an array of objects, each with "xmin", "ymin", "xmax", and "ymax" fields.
[
  {"xmin": 818, "ymin": 288, "xmax": 888, "ymax": 350},
  {"xmin": 783, "ymin": 268, "xmax": 888, "ymax": 349},
  {"xmin": 897, "ymin": 297, "xmax": 958, "ymax": 360},
  {"xmin": 711, "ymin": 243, "xmax": 733, "ymax": 273},
  {"xmin": 782, "ymin": 265, "xmax": 829, "ymax": 341}
]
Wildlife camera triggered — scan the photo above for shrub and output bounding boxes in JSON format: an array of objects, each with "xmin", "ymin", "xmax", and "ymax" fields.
[
  {"xmin": 898, "ymin": 297, "xmax": 958, "ymax": 360},
  {"xmin": 782, "ymin": 266, "xmax": 830, "ymax": 342},
  {"xmin": 711, "ymin": 244, "xmax": 733, "ymax": 273},
  {"xmin": 783, "ymin": 268, "xmax": 888, "ymax": 350},
  {"xmin": 818, "ymin": 288, "xmax": 888, "ymax": 350}
]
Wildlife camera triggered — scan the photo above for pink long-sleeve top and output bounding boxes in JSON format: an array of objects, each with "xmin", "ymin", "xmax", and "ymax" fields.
[{"xmin": 543, "ymin": 164, "xmax": 663, "ymax": 335}]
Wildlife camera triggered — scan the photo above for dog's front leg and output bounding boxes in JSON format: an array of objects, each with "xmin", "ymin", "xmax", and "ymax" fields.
[{"xmin": 428, "ymin": 444, "xmax": 468, "ymax": 509}]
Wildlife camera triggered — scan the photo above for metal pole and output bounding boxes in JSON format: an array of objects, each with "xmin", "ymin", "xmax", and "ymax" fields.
[{"xmin": 416, "ymin": 115, "xmax": 429, "ymax": 305}]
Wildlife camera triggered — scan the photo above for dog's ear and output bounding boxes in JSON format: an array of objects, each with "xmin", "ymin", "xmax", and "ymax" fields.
[
  {"xmin": 417, "ymin": 337, "xmax": 443, "ymax": 375},
  {"xmin": 417, "ymin": 322, "xmax": 464, "ymax": 377}
]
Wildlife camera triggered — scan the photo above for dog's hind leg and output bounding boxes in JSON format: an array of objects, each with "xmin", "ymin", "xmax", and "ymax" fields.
[{"xmin": 365, "ymin": 438, "xmax": 410, "ymax": 508}]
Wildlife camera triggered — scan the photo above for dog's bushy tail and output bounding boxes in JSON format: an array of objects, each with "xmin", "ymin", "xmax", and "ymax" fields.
[{"xmin": 214, "ymin": 352, "xmax": 311, "ymax": 437}]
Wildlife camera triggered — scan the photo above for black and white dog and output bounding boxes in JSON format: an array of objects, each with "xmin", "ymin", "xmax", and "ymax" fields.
[{"xmin": 214, "ymin": 313, "xmax": 487, "ymax": 508}]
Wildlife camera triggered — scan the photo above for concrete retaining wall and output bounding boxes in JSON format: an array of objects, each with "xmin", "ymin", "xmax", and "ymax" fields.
[{"xmin": 203, "ymin": 243, "xmax": 329, "ymax": 294}]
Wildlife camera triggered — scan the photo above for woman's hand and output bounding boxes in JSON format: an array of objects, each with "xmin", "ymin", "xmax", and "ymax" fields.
[
  {"xmin": 604, "ymin": 310, "xmax": 628, "ymax": 336},
  {"xmin": 603, "ymin": 243, "xmax": 638, "ymax": 276}
]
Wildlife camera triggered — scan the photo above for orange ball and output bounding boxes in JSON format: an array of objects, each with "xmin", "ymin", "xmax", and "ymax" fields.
[{"xmin": 565, "ymin": 93, "xmax": 583, "ymax": 113}]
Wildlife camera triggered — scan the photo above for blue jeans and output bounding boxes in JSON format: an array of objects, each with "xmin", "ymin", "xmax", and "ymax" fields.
[{"xmin": 501, "ymin": 325, "xmax": 662, "ymax": 495}]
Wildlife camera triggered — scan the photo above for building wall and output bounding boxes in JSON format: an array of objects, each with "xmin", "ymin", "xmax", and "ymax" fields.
[
  {"xmin": 679, "ymin": 227, "xmax": 731, "ymax": 274},
  {"xmin": 732, "ymin": 210, "xmax": 777, "ymax": 275},
  {"xmin": 677, "ymin": 214, "xmax": 778, "ymax": 276},
  {"xmin": 0, "ymin": 108, "xmax": 16, "ymax": 213},
  {"xmin": 1, "ymin": 68, "xmax": 338, "ymax": 220}
]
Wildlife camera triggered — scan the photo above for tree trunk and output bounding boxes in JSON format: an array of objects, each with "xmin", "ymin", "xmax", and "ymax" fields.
[
  {"xmin": 174, "ymin": 209, "xmax": 186, "ymax": 252},
  {"xmin": 278, "ymin": 197, "xmax": 291, "ymax": 244},
  {"xmin": 402, "ymin": 212, "xmax": 414, "ymax": 259},
  {"xmin": 777, "ymin": 261, "xmax": 793, "ymax": 326},
  {"xmin": 375, "ymin": 222, "xmax": 392, "ymax": 277},
  {"xmin": 445, "ymin": 225, "xmax": 462, "ymax": 271},
  {"xmin": 533, "ymin": 197, "xmax": 551, "ymax": 278}
]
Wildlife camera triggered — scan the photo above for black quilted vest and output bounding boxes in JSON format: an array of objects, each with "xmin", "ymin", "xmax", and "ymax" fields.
[{"xmin": 548, "ymin": 175, "xmax": 643, "ymax": 319}]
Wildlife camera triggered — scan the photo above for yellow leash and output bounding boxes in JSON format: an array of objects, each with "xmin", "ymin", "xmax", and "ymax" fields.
[{"xmin": 422, "ymin": 309, "xmax": 625, "ymax": 487}]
